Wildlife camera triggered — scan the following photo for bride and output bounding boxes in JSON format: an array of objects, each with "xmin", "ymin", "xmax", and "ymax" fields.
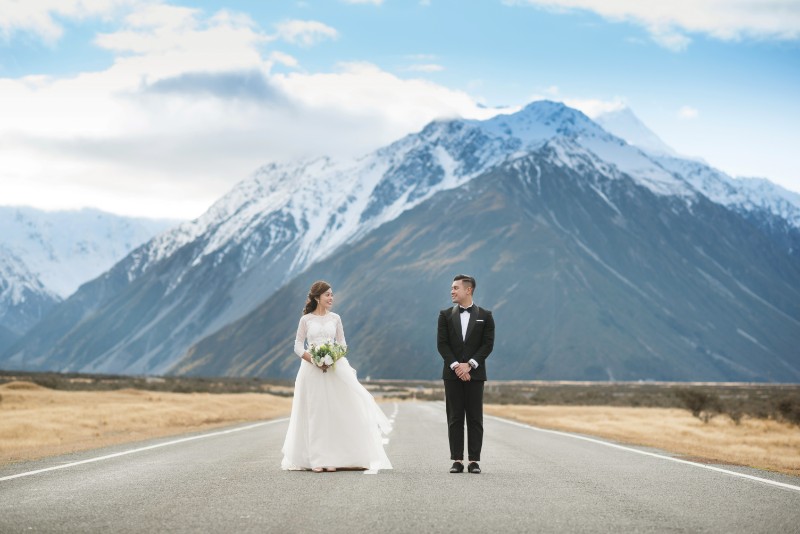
[{"xmin": 281, "ymin": 280, "xmax": 393, "ymax": 473}]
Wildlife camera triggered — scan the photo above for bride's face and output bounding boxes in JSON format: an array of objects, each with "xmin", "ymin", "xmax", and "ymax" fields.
[{"xmin": 317, "ymin": 289, "xmax": 334, "ymax": 311}]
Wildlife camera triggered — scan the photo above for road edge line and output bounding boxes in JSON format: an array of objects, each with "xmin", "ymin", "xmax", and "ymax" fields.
[
  {"xmin": 0, "ymin": 418, "xmax": 289, "ymax": 483},
  {"xmin": 485, "ymin": 414, "xmax": 800, "ymax": 493}
]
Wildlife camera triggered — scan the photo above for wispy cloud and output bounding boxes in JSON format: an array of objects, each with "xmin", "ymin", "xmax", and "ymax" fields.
[
  {"xmin": 678, "ymin": 105, "xmax": 698, "ymax": 120},
  {"xmin": 0, "ymin": 0, "xmax": 139, "ymax": 43},
  {"xmin": 406, "ymin": 63, "xmax": 444, "ymax": 72},
  {"xmin": 274, "ymin": 19, "xmax": 338, "ymax": 47},
  {"xmin": 508, "ymin": 0, "xmax": 800, "ymax": 51},
  {"xmin": 406, "ymin": 54, "xmax": 438, "ymax": 61},
  {"xmin": 404, "ymin": 54, "xmax": 443, "ymax": 72},
  {"xmin": 563, "ymin": 97, "xmax": 626, "ymax": 118},
  {"xmin": 648, "ymin": 26, "xmax": 692, "ymax": 52},
  {"xmin": 527, "ymin": 88, "xmax": 627, "ymax": 118},
  {"xmin": 277, "ymin": 61, "xmax": 504, "ymax": 124},
  {"xmin": 270, "ymin": 51, "xmax": 299, "ymax": 68},
  {"xmin": 0, "ymin": 5, "xmax": 504, "ymax": 218}
]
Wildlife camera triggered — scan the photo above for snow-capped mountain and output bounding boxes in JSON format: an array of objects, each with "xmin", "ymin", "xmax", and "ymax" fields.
[
  {"xmin": 0, "ymin": 207, "xmax": 178, "ymax": 298},
  {"xmin": 0, "ymin": 246, "xmax": 60, "ymax": 340},
  {"xmin": 734, "ymin": 177, "xmax": 800, "ymax": 228},
  {"xmin": 3, "ymin": 100, "xmax": 799, "ymax": 377},
  {"xmin": 81, "ymin": 101, "xmax": 800, "ymax": 293},
  {"xmin": 591, "ymin": 108, "xmax": 800, "ymax": 238},
  {"xmin": 125, "ymin": 101, "xmax": 696, "ymax": 285},
  {"xmin": 654, "ymin": 157, "xmax": 800, "ymax": 229},
  {"xmin": 177, "ymin": 142, "xmax": 800, "ymax": 381}
]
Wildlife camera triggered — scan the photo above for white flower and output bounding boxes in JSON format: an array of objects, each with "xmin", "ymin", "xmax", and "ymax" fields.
[{"xmin": 323, "ymin": 355, "xmax": 334, "ymax": 366}]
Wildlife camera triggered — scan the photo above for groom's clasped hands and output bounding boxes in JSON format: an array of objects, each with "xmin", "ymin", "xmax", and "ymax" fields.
[{"xmin": 454, "ymin": 362, "xmax": 472, "ymax": 381}]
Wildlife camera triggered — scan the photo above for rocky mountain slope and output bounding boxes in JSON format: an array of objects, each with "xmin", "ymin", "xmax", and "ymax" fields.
[
  {"xmin": 175, "ymin": 142, "xmax": 800, "ymax": 381},
  {"xmin": 3, "ymin": 102, "xmax": 799, "ymax": 379}
]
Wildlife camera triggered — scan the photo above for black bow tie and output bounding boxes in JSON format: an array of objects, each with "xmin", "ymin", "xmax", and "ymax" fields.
[{"xmin": 459, "ymin": 306, "xmax": 473, "ymax": 314}]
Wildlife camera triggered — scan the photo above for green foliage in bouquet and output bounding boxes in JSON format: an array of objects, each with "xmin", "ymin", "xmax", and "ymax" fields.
[{"xmin": 309, "ymin": 341, "xmax": 347, "ymax": 371}]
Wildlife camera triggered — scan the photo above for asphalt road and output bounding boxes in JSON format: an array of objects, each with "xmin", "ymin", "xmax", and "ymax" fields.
[{"xmin": 2, "ymin": 401, "xmax": 799, "ymax": 533}]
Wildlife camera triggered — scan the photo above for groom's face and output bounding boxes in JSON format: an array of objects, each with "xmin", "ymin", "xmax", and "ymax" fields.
[{"xmin": 451, "ymin": 280, "xmax": 472, "ymax": 305}]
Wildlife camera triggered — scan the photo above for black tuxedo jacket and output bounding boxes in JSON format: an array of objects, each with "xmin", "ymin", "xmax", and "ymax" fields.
[{"xmin": 437, "ymin": 304, "xmax": 495, "ymax": 381}]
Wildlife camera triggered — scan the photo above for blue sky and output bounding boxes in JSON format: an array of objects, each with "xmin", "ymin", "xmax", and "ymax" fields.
[{"xmin": 1, "ymin": 0, "xmax": 798, "ymax": 218}]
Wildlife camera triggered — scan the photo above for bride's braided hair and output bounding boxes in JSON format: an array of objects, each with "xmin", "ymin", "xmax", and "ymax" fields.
[{"xmin": 303, "ymin": 280, "xmax": 332, "ymax": 316}]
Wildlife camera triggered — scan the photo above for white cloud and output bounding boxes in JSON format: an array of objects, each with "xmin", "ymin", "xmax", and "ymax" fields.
[
  {"xmin": 406, "ymin": 54, "xmax": 437, "ymax": 60},
  {"xmin": 678, "ymin": 105, "xmax": 698, "ymax": 120},
  {"xmin": 90, "ymin": 5, "xmax": 272, "ymax": 87},
  {"xmin": 509, "ymin": 0, "xmax": 800, "ymax": 50},
  {"xmin": 566, "ymin": 97, "xmax": 627, "ymax": 118},
  {"xmin": 0, "ymin": 6, "xmax": 507, "ymax": 219},
  {"xmin": 122, "ymin": 2, "xmax": 200, "ymax": 30},
  {"xmin": 526, "ymin": 92, "xmax": 626, "ymax": 118},
  {"xmin": 0, "ymin": 0, "xmax": 140, "ymax": 43},
  {"xmin": 406, "ymin": 63, "xmax": 444, "ymax": 72},
  {"xmin": 270, "ymin": 51, "xmax": 299, "ymax": 68},
  {"xmin": 648, "ymin": 25, "xmax": 692, "ymax": 52},
  {"xmin": 274, "ymin": 19, "xmax": 338, "ymax": 47},
  {"xmin": 275, "ymin": 62, "xmax": 504, "ymax": 130}
]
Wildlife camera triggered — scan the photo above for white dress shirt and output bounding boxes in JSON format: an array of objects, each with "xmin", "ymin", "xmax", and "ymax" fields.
[{"xmin": 450, "ymin": 303, "xmax": 479, "ymax": 371}]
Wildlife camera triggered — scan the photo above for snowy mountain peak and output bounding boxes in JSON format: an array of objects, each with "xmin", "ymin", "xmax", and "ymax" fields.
[
  {"xmin": 0, "ymin": 246, "xmax": 61, "ymax": 336},
  {"xmin": 0, "ymin": 247, "xmax": 55, "ymax": 306},
  {"xmin": 653, "ymin": 156, "xmax": 800, "ymax": 229},
  {"xmin": 136, "ymin": 100, "xmax": 749, "ymax": 292},
  {"xmin": 0, "ymin": 207, "xmax": 177, "ymax": 298},
  {"xmin": 476, "ymin": 100, "xmax": 612, "ymax": 150},
  {"xmin": 734, "ymin": 178, "xmax": 800, "ymax": 231},
  {"xmin": 82, "ymin": 99, "xmax": 800, "ymax": 302},
  {"xmin": 9, "ymin": 99, "xmax": 800, "ymax": 377}
]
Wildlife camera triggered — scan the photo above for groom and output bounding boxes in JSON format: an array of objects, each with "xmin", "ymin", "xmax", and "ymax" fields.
[{"xmin": 437, "ymin": 274, "xmax": 495, "ymax": 474}]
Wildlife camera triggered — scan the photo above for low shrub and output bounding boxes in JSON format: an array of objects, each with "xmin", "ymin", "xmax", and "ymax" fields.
[{"xmin": 777, "ymin": 397, "xmax": 800, "ymax": 426}]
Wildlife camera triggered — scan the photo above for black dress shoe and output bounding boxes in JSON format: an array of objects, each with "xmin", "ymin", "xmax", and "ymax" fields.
[
  {"xmin": 467, "ymin": 462, "xmax": 481, "ymax": 474},
  {"xmin": 449, "ymin": 462, "xmax": 464, "ymax": 473}
]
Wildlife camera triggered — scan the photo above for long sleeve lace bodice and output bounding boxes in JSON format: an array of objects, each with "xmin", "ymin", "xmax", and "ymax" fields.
[{"xmin": 293, "ymin": 312, "xmax": 346, "ymax": 357}]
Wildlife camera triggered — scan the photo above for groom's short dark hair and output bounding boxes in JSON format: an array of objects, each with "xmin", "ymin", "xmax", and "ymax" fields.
[{"xmin": 454, "ymin": 274, "xmax": 476, "ymax": 292}]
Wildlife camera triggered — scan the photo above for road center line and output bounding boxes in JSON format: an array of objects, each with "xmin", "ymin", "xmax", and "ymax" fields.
[
  {"xmin": 0, "ymin": 418, "xmax": 289, "ymax": 483},
  {"xmin": 487, "ymin": 414, "xmax": 800, "ymax": 493}
]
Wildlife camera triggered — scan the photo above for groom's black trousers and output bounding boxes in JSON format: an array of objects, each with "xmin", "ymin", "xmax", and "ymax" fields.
[{"xmin": 444, "ymin": 379, "xmax": 484, "ymax": 462}]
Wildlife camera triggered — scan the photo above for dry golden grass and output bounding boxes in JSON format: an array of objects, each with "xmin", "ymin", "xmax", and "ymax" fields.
[
  {"xmin": 0, "ymin": 381, "xmax": 292, "ymax": 465},
  {"xmin": 4, "ymin": 380, "xmax": 798, "ymax": 478},
  {"xmin": 485, "ymin": 404, "xmax": 800, "ymax": 477}
]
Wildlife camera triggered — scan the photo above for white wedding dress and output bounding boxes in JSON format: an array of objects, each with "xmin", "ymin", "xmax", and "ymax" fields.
[{"xmin": 281, "ymin": 312, "xmax": 393, "ymax": 471}]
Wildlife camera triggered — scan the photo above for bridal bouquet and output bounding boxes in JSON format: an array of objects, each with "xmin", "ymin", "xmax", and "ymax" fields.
[{"xmin": 309, "ymin": 340, "xmax": 347, "ymax": 372}]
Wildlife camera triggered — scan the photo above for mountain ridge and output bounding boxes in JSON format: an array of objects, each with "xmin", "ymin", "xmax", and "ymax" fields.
[
  {"xmin": 0, "ymin": 246, "xmax": 60, "ymax": 344},
  {"xmin": 3, "ymin": 101, "xmax": 799, "ymax": 379},
  {"xmin": 175, "ymin": 145, "xmax": 800, "ymax": 380},
  {"xmin": 0, "ymin": 206, "xmax": 178, "ymax": 298}
]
